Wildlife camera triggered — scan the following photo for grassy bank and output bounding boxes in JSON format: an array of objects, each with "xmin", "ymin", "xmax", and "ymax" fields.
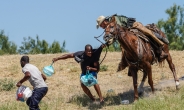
[{"xmin": 0, "ymin": 51, "xmax": 184, "ymax": 110}]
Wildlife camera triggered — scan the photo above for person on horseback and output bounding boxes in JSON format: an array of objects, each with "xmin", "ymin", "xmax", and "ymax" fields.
[
  {"xmin": 96, "ymin": 14, "xmax": 169, "ymax": 71},
  {"xmin": 52, "ymin": 44, "xmax": 105, "ymax": 103}
]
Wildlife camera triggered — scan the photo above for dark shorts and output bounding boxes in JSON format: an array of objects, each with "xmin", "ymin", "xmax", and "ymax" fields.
[
  {"xmin": 26, "ymin": 87, "xmax": 48, "ymax": 110},
  {"xmin": 80, "ymin": 71, "xmax": 97, "ymax": 78}
]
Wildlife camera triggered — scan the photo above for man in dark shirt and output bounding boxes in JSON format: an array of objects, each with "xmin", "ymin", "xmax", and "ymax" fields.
[{"xmin": 52, "ymin": 44, "xmax": 105, "ymax": 103}]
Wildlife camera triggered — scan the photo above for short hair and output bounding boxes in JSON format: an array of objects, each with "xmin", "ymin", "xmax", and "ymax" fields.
[
  {"xmin": 85, "ymin": 44, "xmax": 93, "ymax": 51},
  {"xmin": 20, "ymin": 56, "xmax": 29, "ymax": 63}
]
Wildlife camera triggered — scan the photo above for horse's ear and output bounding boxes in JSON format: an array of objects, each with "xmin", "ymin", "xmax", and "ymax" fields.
[
  {"xmin": 111, "ymin": 16, "xmax": 116, "ymax": 22},
  {"xmin": 110, "ymin": 16, "xmax": 117, "ymax": 25}
]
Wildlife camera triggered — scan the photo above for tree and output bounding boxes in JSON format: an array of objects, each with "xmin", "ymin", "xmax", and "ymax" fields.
[
  {"xmin": 157, "ymin": 4, "xmax": 184, "ymax": 50},
  {"xmin": 0, "ymin": 30, "xmax": 17, "ymax": 55},
  {"xmin": 60, "ymin": 40, "xmax": 68, "ymax": 53},
  {"xmin": 49, "ymin": 41, "xmax": 62, "ymax": 53},
  {"xmin": 19, "ymin": 35, "xmax": 68, "ymax": 54},
  {"xmin": 102, "ymin": 41, "xmax": 121, "ymax": 52},
  {"xmin": 40, "ymin": 40, "xmax": 50, "ymax": 54},
  {"xmin": 18, "ymin": 36, "xmax": 34, "ymax": 54}
]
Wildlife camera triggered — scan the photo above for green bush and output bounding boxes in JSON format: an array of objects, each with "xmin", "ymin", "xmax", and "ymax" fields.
[
  {"xmin": 0, "ymin": 78, "xmax": 15, "ymax": 91},
  {"xmin": 100, "ymin": 65, "xmax": 108, "ymax": 71}
]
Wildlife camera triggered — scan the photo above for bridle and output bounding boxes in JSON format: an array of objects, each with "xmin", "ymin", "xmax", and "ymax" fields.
[
  {"xmin": 93, "ymin": 22, "xmax": 122, "ymax": 65},
  {"xmin": 103, "ymin": 22, "xmax": 121, "ymax": 44}
]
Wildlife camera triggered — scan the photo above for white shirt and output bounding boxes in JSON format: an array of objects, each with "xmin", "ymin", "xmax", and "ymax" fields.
[{"xmin": 22, "ymin": 63, "xmax": 47, "ymax": 89}]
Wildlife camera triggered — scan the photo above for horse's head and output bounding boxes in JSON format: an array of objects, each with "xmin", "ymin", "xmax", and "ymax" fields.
[{"xmin": 103, "ymin": 16, "xmax": 120, "ymax": 45}]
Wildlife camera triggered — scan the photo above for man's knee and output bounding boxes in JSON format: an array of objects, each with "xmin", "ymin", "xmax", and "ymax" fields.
[{"xmin": 81, "ymin": 83, "xmax": 89, "ymax": 91}]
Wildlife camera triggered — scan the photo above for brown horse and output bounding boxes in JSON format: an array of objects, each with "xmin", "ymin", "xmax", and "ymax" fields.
[{"xmin": 103, "ymin": 16, "xmax": 180, "ymax": 100}]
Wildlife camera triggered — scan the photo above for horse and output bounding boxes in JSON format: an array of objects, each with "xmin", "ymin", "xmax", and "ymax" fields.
[{"xmin": 103, "ymin": 16, "xmax": 180, "ymax": 100}]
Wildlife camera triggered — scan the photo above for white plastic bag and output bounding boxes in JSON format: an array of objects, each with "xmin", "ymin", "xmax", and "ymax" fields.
[{"xmin": 16, "ymin": 85, "xmax": 32, "ymax": 102}]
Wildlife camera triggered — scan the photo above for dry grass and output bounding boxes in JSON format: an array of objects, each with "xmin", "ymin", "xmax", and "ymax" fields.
[{"xmin": 0, "ymin": 51, "xmax": 184, "ymax": 110}]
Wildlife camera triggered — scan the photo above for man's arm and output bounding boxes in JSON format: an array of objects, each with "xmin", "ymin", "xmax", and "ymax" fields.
[
  {"xmin": 86, "ymin": 61, "xmax": 100, "ymax": 72},
  {"xmin": 53, "ymin": 53, "xmax": 74, "ymax": 62},
  {"xmin": 41, "ymin": 73, "xmax": 47, "ymax": 81},
  {"xmin": 93, "ymin": 44, "xmax": 106, "ymax": 61},
  {"xmin": 16, "ymin": 72, "xmax": 31, "ymax": 87}
]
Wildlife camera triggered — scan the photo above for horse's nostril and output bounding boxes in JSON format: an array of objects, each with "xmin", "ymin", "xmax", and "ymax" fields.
[{"xmin": 103, "ymin": 35, "xmax": 109, "ymax": 42}]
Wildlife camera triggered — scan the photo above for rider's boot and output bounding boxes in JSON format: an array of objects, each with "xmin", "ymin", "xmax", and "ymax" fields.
[{"xmin": 158, "ymin": 46, "xmax": 168, "ymax": 62}]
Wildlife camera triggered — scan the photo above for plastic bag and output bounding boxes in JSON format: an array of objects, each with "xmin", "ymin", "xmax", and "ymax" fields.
[
  {"xmin": 43, "ymin": 62, "xmax": 54, "ymax": 76},
  {"xmin": 80, "ymin": 71, "xmax": 98, "ymax": 87},
  {"xmin": 16, "ymin": 85, "xmax": 32, "ymax": 102}
]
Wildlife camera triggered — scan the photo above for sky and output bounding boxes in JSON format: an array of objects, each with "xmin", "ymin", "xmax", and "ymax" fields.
[{"xmin": 0, "ymin": 1, "xmax": 183, "ymax": 52}]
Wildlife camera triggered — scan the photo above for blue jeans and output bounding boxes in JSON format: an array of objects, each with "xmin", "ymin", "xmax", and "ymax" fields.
[{"xmin": 26, "ymin": 87, "xmax": 48, "ymax": 110}]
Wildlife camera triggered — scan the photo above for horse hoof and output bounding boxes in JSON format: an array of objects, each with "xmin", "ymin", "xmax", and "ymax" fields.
[{"xmin": 133, "ymin": 98, "xmax": 139, "ymax": 104}]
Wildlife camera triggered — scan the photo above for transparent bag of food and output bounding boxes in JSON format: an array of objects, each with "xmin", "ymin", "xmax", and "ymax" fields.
[{"xmin": 16, "ymin": 85, "xmax": 32, "ymax": 102}]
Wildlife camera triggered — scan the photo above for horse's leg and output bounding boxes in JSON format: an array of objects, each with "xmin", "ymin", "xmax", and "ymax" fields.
[
  {"xmin": 166, "ymin": 52, "xmax": 180, "ymax": 89},
  {"xmin": 117, "ymin": 48, "xmax": 128, "ymax": 72},
  {"xmin": 138, "ymin": 70, "xmax": 147, "ymax": 93},
  {"xmin": 129, "ymin": 66, "xmax": 139, "ymax": 100},
  {"xmin": 144, "ymin": 63, "xmax": 154, "ymax": 93}
]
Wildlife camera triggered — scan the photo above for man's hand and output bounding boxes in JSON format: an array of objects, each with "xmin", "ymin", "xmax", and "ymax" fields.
[
  {"xmin": 52, "ymin": 58, "xmax": 58, "ymax": 62},
  {"xmin": 86, "ymin": 66, "xmax": 97, "ymax": 72},
  {"xmin": 101, "ymin": 44, "xmax": 106, "ymax": 48},
  {"xmin": 86, "ymin": 66, "xmax": 92, "ymax": 71},
  {"xmin": 16, "ymin": 82, "xmax": 22, "ymax": 87},
  {"xmin": 16, "ymin": 72, "xmax": 31, "ymax": 87}
]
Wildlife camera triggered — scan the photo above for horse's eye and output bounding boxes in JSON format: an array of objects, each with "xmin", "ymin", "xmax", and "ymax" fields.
[{"xmin": 110, "ymin": 26, "xmax": 114, "ymax": 28}]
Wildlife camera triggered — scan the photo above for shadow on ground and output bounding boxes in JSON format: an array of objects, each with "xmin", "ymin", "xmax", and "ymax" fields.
[
  {"xmin": 68, "ymin": 81, "xmax": 182, "ymax": 110},
  {"xmin": 67, "ymin": 78, "xmax": 184, "ymax": 110},
  {"xmin": 67, "ymin": 88, "xmax": 162, "ymax": 110}
]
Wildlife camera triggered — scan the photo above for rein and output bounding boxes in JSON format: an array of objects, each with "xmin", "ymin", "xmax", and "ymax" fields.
[{"xmin": 94, "ymin": 31, "xmax": 108, "ymax": 65}]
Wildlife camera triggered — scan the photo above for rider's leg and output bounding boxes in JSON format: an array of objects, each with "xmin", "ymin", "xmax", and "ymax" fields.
[{"xmin": 132, "ymin": 22, "xmax": 168, "ymax": 62}]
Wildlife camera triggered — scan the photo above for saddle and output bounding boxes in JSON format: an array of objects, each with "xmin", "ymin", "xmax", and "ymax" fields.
[
  {"xmin": 129, "ymin": 28, "xmax": 158, "ymax": 64},
  {"xmin": 129, "ymin": 28, "xmax": 150, "ymax": 43},
  {"xmin": 145, "ymin": 23, "xmax": 169, "ymax": 45},
  {"xmin": 145, "ymin": 23, "xmax": 161, "ymax": 34}
]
